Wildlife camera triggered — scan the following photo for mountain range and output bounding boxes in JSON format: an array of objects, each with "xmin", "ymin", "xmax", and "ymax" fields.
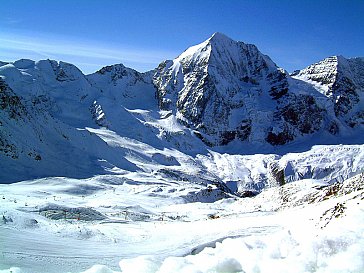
[{"xmin": 0, "ymin": 32, "xmax": 363, "ymax": 185}]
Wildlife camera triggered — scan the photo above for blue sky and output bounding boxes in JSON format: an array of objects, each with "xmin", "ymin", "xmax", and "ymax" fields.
[{"xmin": 1, "ymin": 0, "xmax": 363, "ymax": 74}]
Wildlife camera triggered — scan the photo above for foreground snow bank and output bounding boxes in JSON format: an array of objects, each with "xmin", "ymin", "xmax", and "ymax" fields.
[
  {"xmin": 77, "ymin": 201, "xmax": 364, "ymax": 273},
  {"xmin": 119, "ymin": 209, "xmax": 363, "ymax": 273},
  {"xmin": 3, "ymin": 208, "xmax": 362, "ymax": 273}
]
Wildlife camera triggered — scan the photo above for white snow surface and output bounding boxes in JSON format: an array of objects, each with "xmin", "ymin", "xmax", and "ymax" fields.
[{"xmin": 1, "ymin": 172, "xmax": 363, "ymax": 273}]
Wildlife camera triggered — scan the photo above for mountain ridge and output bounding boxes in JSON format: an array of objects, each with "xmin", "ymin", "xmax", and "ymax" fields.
[{"xmin": 0, "ymin": 32, "xmax": 363, "ymax": 183}]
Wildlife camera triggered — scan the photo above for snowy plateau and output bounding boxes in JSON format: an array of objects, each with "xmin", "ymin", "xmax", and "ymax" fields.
[{"xmin": 0, "ymin": 32, "xmax": 364, "ymax": 273}]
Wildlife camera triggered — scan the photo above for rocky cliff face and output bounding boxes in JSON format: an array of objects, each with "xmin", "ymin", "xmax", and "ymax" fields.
[
  {"xmin": 153, "ymin": 33, "xmax": 329, "ymax": 146},
  {"xmin": 293, "ymin": 56, "xmax": 364, "ymax": 128}
]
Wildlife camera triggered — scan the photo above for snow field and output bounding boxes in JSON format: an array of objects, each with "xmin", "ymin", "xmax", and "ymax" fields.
[{"xmin": 1, "ymin": 172, "xmax": 363, "ymax": 273}]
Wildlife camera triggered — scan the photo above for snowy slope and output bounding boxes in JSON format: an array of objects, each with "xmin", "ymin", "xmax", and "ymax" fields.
[{"xmin": 0, "ymin": 61, "xmax": 139, "ymax": 182}]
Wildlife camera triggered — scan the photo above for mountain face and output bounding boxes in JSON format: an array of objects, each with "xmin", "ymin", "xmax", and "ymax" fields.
[
  {"xmin": 0, "ymin": 33, "xmax": 363, "ymax": 183},
  {"xmin": 293, "ymin": 56, "xmax": 364, "ymax": 128},
  {"xmin": 153, "ymin": 33, "xmax": 345, "ymax": 146}
]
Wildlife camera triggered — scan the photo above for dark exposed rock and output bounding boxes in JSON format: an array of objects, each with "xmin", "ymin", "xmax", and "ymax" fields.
[
  {"xmin": 0, "ymin": 79, "xmax": 28, "ymax": 120},
  {"xmin": 266, "ymin": 129, "xmax": 294, "ymax": 146},
  {"xmin": 46, "ymin": 60, "xmax": 84, "ymax": 82},
  {"xmin": 281, "ymin": 95, "xmax": 324, "ymax": 134},
  {"xmin": 237, "ymin": 120, "xmax": 252, "ymax": 141},
  {"xmin": 238, "ymin": 190, "xmax": 259, "ymax": 198},
  {"xmin": 267, "ymin": 70, "xmax": 289, "ymax": 100},
  {"xmin": 328, "ymin": 121, "xmax": 340, "ymax": 135},
  {"xmin": 0, "ymin": 136, "xmax": 18, "ymax": 159},
  {"xmin": 193, "ymin": 131, "xmax": 214, "ymax": 147},
  {"xmin": 97, "ymin": 64, "xmax": 130, "ymax": 81},
  {"xmin": 270, "ymin": 86, "xmax": 289, "ymax": 100},
  {"xmin": 219, "ymin": 130, "xmax": 236, "ymax": 145},
  {"xmin": 347, "ymin": 111, "xmax": 364, "ymax": 127},
  {"xmin": 332, "ymin": 76, "xmax": 359, "ymax": 117},
  {"xmin": 268, "ymin": 162, "xmax": 286, "ymax": 186}
]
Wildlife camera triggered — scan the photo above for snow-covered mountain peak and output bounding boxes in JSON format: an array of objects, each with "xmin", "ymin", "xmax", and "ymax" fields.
[
  {"xmin": 94, "ymin": 63, "xmax": 127, "ymax": 74},
  {"xmin": 292, "ymin": 56, "xmax": 339, "ymax": 94},
  {"xmin": 153, "ymin": 35, "xmax": 364, "ymax": 147},
  {"xmin": 296, "ymin": 55, "xmax": 364, "ymax": 90},
  {"xmin": 293, "ymin": 55, "xmax": 364, "ymax": 90},
  {"xmin": 206, "ymin": 32, "xmax": 243, "ymax": 50},
  {"xmin": 174, "ymin": 32, "xmax": 277, "ymax": 73},
  {"xmin": 54, "ymin": 60, "xmax": 86, "ymax": 81},
  {"xmin": 208, "ymin": 32, "xmax": 232, "ymax": 42},
  {"xmin": 87, "ymin": 62, "xmax": 157, "ymax": 111},
  {"xmin": 2, "ymin": 35, "xmax": 364, "ymax": 273},
  {"xmin": 293, "ymin": 55, "xmax": 364, "ymax": 127},
  {"xmin": 13, "ymin": 59, "xmax": 35, "ymax": 69},
  {"xmin": 154, "ymin": 34, "xmax": 298, "ymax": 146},
  {"xmin": 90, "ymin": 63, "xmax": 141, "ymax": 83},
  {"xmin": 339, "ymin": 56, "xmax": 364, "ymax": 87}
]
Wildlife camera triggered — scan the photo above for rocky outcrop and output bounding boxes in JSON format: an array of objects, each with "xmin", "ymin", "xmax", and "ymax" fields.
[
  {"xmin": 0, "ymin": 78, "xmax": 28, "ymax": 121},
  {"xmin": 0, "ymin": 78, "xmax": 29, "ymax": 159}
]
